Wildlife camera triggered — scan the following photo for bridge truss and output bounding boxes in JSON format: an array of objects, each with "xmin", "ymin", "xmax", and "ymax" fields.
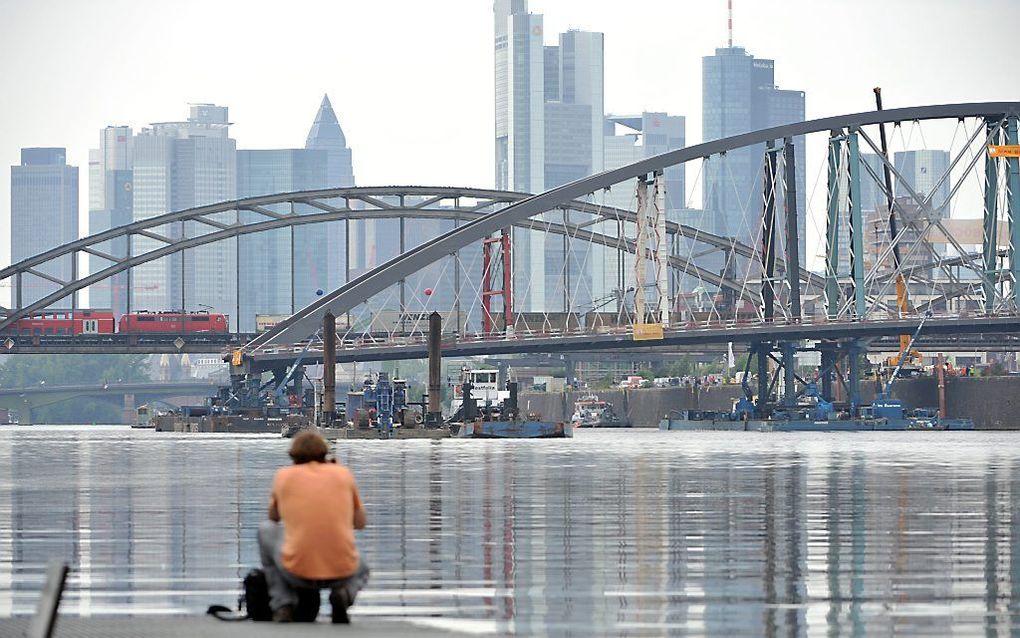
[
  {"xmin": 0, "ymin": 187, "xmax": 816, "ymax": 337},
  {"xmin": 241, "ymin": 102, "xmax": 1019, "ymax": 412}
]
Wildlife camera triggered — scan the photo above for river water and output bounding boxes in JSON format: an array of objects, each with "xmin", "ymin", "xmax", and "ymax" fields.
[{"xmin": 2, "ymin": 426, "xmax": 1020, "ymax": 635}]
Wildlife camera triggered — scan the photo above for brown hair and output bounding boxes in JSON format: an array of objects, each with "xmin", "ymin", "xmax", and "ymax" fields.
[{"xmin": 289, "ymin": 431, "xmax": 329, "ymax": 464}]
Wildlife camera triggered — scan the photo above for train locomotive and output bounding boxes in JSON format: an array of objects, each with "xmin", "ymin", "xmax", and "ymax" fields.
[{"xmin": 3, "ymin": 310, "xmax": 229, "ymax": 336}]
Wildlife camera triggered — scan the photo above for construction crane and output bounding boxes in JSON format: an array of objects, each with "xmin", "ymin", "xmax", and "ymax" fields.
[{"xmin": 874, "ymin": 87, "xmax": 923, "ymax": 374}]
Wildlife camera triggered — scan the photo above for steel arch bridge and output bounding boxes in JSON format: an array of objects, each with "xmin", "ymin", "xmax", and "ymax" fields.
[
  {"xmin": 0, "ymin": 186, "xmax": 821, "ymax": 331},
  {"xmin": 243, "ymin": 101, "xmax": 1020, "ymax": 363}
]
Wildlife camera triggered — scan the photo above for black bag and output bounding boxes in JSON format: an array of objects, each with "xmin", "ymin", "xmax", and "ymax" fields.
[{"xmin": 207, "ymin": 568, "xmax": 272, "ymax": 622}]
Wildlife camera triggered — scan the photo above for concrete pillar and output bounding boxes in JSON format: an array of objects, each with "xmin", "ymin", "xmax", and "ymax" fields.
[
  {"xmin": 820, "ymin": 346, "xmax": 835, "ymax": 402},
  {"xmin": 781, "ymin": 342, "xmax": 797, "ymax": 407},
  {"xmin": 756, "ymin": 342, "xmax": 770, "ymax": 415},
  {"xmin": 122, "ymin": 393, "xmax": 135, "ymax": 425},
  {"xmin": 847, "ymin": 341, "xmax": 862, "ymax": 414}
]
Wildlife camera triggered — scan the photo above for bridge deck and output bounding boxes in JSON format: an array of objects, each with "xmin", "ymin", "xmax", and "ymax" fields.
[{"xmin": 247, "ymin": 315, "xmax": 1020, "ymax": 369}]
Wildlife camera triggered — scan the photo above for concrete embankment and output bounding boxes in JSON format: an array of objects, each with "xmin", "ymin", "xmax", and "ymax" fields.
[
  {"xmin": 865, "ymin": 376, "xmax": 1020, "ymax": 429},
  {"xmin": 521, "ymin": 376, "xmax": 1020, "ymax": 429},
  {"xmin": 519, "ymin": 385, "xmax": 743, "ymax": 427}
]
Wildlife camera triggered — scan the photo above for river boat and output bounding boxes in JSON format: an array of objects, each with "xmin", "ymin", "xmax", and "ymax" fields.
[
  {"xmin": 131, "ymin": 404, "xmax": 157, "ymax": 429},
  {"xmin": 571, "ymin": 395, "xmax": 631, "ymax": 428}
]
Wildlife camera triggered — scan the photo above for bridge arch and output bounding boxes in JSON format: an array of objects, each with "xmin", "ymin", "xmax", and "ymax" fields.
[
  {"xmin": 252, "ymin": 102, "xmax": 1020, "ymax": 348},
  {"xmin": 0, "ymin": 186, "xmax": 818, "ymax": 331}
]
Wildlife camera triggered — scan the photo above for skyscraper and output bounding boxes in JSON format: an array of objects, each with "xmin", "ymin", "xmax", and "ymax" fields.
[
  {"xmin": 10, "ymin": 148, "xmax": 79, "ymax": 307},
  {"xmin": 494, "ymin": 0, "xmax": 545, "ymax": 194},
  {"xmin": 895, "ymin": 149, "xmax": 951, "ymax": 213},
  {"xmin": 88, "ymin": 126, "xmax": 133, "ymax": 315},
  {"xmin": 702, "ymin": 46, "xmax": 805, "ymax": 268},
  {"xmin": 558, "ymin": 30, "xmax": 604, "ymax": 179},
  {"xmin": 132, "ymin": 104, "xmax": 236, "ymax": 318},
  {"xmin": 236, "ymin": 149, "xmax": 330, "ymax": 332},
  {"xmin": 494, "ymin": 2, "xmax": 607, "ymax": 312},
  {"xmin": 305, "ymin": 95, "xmax": 356, "ymax": 292}
]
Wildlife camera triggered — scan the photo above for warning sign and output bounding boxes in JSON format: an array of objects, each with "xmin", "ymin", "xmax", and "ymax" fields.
[
  {"xmin": 632, "ymin": 323, "xmax": 664, "ymax": 341},
  {"xmin": 989, "ymin": 145, "xmax": 1020, "ymax": 158}
]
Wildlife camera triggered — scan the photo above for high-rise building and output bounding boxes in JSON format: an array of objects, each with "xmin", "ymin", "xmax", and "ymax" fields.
[
  {"xmin": 305, "ymin": 94, "xmax": 356, "ymax": 292},
  {"xmin": 10, "ymin": 148, "xmax": 79, "ymax": 308},
  {"xmin": 132, "ymin": 104, "xmax": 236, "ymax": 318},
  {"xmin": 895, "ymin": 149, "xmax": 950, "ymax": 213},
  {"xmin": 88, "ymin": 126, "xmax": 133, "ymax": 315},
  {"xmin": 236, "ymin": 149, "xmax": 330, "ymax": 332},
  {"xmin": 494, "ymin": 0, "xmax": 545, "ymax": 194},
  {"xmin": 494, "ymin": 1, "xmax": 607, "ymax": 312},
  {"xmin": 558, "ymin": 30, "xmax": 604, "ymax": 179},
  {"xmin": 702, "ymin": 46, "xmax": 805, "ymax": 270}
]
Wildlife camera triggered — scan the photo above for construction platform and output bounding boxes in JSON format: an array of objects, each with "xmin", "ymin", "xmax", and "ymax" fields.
[{"xmin": 0, "ymin": 615, "xmax": 458, "ymax": 637}]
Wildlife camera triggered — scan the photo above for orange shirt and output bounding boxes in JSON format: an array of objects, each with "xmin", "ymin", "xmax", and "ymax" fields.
[{"xmin": 270, "ymin": 462, "xmax": 363, "ymax": 580}]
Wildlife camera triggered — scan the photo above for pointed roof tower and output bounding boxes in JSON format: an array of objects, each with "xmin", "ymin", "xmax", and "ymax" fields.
[{"xmin": 305, "ymin": 94, "xmax": 347, "ymax": 150}]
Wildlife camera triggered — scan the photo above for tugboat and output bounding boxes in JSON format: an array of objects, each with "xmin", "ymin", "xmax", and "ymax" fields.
[
  {"xmin": 571, "ymin": 394, "xmax": 631, "ymax": 428},
  {"xmin": 450, "ymin": 368, "xmax": 508, "ymax": 417},
  {"xmin": 449, "ymin": 377, "xmax": 571, "ymax": 439}
]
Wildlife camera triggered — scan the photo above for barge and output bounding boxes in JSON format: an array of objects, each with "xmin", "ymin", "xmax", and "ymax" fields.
[{"xmin": 449, "ymin": 376, "xmax": 570, "ymax": 439}]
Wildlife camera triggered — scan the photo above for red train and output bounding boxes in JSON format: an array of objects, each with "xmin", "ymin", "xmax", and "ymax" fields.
[{"xmin": 3, "ymin": 310, "xmax": 229, "ymax": 336}]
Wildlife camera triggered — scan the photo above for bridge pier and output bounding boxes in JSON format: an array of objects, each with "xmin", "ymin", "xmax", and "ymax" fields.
[
  {"xmin": 122, "ymin": 393, "xmax": 135, "ymax": 425},
  {"xmin": 755, "ymin": 342, "xmax": 770, "ymax": 416},
  {"xmin": 780, "ymin": 342, "xmax": 797, "ymax": 407},
  {"xmin": 819, "ymin": 344, "xmax": 837, "ymax": 403},
  {"xmin": 847, "ymin": 340, "xmax": 864, "ymax": 414}
]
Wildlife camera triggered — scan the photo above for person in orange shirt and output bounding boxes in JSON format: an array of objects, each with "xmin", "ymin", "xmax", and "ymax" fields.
[{"xmin": 258, "ymin": 431, "xmax": 369, "ymax": 623}]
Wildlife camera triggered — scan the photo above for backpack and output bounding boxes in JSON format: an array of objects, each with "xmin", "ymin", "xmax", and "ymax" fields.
[{"xmin": 207, "ymin": 568, "xmax": 272, "ymax": 622}]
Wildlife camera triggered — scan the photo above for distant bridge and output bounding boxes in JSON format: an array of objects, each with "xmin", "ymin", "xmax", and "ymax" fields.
[{"xmin": 0, "ymin": 380, "xmax": 220, "ymax": 424}]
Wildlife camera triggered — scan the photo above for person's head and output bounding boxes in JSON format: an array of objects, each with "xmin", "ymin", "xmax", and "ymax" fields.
[{"xmin": 288, "ymin": 431, "xmax": 330, "ymax": 464}]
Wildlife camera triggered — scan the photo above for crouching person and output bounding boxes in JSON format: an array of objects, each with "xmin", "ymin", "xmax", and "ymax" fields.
[{"xmin": 258, "ymin": 431, "xmax": 369, "ymax": 623}]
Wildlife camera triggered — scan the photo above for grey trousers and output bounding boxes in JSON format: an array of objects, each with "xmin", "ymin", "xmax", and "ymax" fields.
[{"xmin": 257, "ymin": 520, "xmax": 370, "ymax": 612}]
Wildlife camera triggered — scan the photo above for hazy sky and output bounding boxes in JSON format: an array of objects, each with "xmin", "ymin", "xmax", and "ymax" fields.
[{"xmin": 1, "ymin": 0, "xmax": 1018, "ymax": 271}]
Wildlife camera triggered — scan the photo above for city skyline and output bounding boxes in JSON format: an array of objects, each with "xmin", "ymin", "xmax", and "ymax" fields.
[{"xmin": 1, "ymin": 0, "xmax": 1018, "ymax": 280}]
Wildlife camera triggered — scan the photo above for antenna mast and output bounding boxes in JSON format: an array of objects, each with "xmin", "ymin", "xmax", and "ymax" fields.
[{"xmin": 728, "ymin": 0, "xmax": 733, "ymax": 47}]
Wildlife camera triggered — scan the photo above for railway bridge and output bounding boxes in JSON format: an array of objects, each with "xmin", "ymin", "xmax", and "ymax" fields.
[{"xmin": 0, "ymin": 101, "xmax": 1018, "ymax": 412}]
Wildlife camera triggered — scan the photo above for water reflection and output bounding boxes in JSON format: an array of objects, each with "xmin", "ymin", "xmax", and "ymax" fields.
[{"xmin": 1, "ymin": 428, "xmax": 1020, "ymax": 634}]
